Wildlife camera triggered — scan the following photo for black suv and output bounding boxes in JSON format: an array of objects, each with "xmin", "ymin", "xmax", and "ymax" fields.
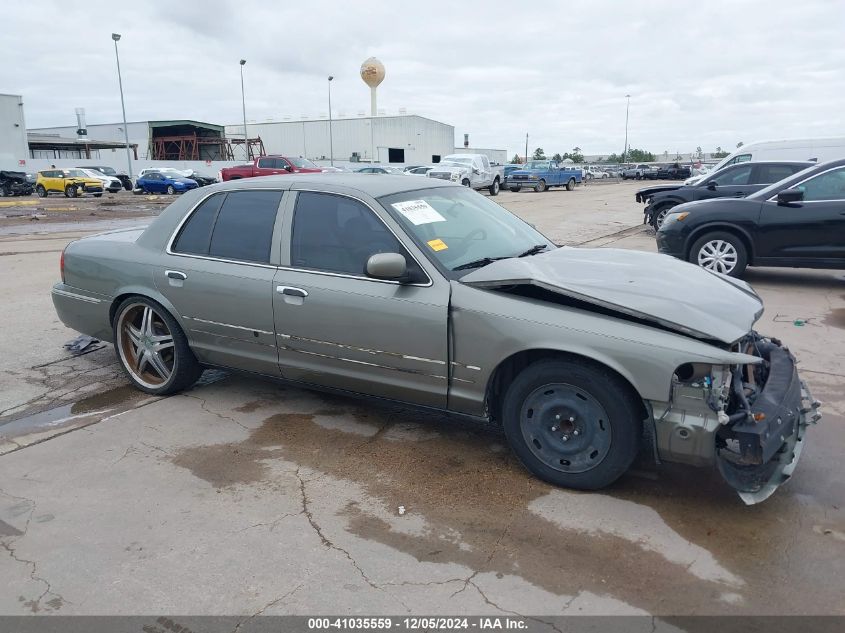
[
  {"xmin": 656, "ymin": 159, "xmax": 845, "ymax": 277},
  {"xmin": 637, "ymin": 161, "xmax": 812, "ymax": 228}
]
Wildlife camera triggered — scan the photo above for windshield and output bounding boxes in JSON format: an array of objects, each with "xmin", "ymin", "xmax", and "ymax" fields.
[
  {"xmin": 522, "ymin": 161, "xmax": 550, "ymax": 170},
  {"xmin": 65, "ymin": 169, "xmax": 89, "ymax": 178},
  {"xmin": 289, "ymin": 157, "xmax": 318, "ymax": 169},
  {"xmin": 379, "ymin": 187, "xmax": 555, "ymax": 277},
  {"xmin": 440, "ymin": 157, "xmax": 473, "ymax": 167},
  {"xmin": 96, "ymin": 166, "xmax": 116, "ymax": 175}
]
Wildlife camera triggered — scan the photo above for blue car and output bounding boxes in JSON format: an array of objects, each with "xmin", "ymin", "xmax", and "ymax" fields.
[{"xmin": 135, "ymin": 171, "xmax": 198, "ymax": 195}]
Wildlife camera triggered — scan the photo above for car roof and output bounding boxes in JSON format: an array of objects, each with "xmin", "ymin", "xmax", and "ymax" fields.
[{"xmin": 210, "ymin": 173, "xmax": 457, "ymax": 198}]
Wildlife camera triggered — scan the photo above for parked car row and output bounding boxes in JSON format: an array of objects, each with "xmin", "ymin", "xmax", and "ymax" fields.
[{"xmin": 646, "ymin": 158, "xmax": 845, "ymax": 277}]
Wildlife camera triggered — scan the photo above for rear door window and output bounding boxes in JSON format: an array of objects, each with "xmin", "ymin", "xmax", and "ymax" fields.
[
  {"xmin": 208, "ymin": 191, "xmax": 283, "ymax": 263},
  {"xmin": 712, "ymin": 164, "xmax": 753, "ymax": 186},
  {"xmin": 754, "ymin": 164, "xmax": 804, "ymax": 184}
]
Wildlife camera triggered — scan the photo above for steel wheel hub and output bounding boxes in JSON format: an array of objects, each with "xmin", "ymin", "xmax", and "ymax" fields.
[
  {"xmin": 698, "ymin": 240, "xmax": 738, "ymax": 274},
  {"xmin": 520, "ymin": 383, "xmax": 612, "ymax": 473}
]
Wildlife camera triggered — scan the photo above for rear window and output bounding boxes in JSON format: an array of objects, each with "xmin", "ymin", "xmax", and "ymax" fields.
[
  {"xmin": 755, "ymin": 164, "xmax": 804, "ymax": 184},
  {"xmin": 172, "ymin": 191, "xmax": 282, "ymax": 263}
]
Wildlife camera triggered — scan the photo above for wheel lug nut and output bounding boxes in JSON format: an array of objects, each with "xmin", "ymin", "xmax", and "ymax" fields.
[
  {"xmin": 551, "ymin": 426, "xmax": 558, "ymax": 432},
  {"xmin": 555, "ymin": 414, "xmax": 561, "ymax": 420},
  {"xmin": 569, "ymin": 416, "xmax": 575, "ymax": 422},
  {"xmin": 562, "ymin": 435, "xmax": 569, "ymax": 442},
  {"xmin": 573, "ymin": 430, "xmax": 579, "ymax": 436}
]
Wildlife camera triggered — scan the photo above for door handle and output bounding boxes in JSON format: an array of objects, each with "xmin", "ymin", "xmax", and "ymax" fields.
[
  {"xmin": 276, "ymin": 286, "xmax": 308, "ymax": 298},
  {"xmin": 166, "ymin": 270, "xmax": 187, "ymax": 280}
]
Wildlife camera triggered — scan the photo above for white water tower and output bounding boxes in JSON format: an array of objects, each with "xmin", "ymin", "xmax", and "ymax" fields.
[{"xmin": 360, "ymin": 57, "xmax": 385, "ymax": 117}]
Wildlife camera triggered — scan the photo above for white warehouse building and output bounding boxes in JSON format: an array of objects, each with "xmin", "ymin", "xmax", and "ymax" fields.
[{"xmin": 225, "ymin": 114, "xmax": 454, "ymax": 165}]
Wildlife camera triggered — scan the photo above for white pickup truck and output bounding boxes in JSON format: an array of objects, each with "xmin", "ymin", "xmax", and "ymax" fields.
[{"xmin": 426, "ymin": 154, "xmax": 505, "ymax": 195}]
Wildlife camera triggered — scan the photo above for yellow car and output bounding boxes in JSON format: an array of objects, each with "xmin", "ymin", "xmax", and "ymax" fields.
[{"xmin": 35, "ymin": 169, "xmax": 104, "ymax": 198}]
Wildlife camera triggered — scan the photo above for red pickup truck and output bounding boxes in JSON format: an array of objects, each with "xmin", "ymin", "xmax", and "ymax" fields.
[{"xmin": 220, "ymin": 155, "xmax": 323, "ymax": 181}]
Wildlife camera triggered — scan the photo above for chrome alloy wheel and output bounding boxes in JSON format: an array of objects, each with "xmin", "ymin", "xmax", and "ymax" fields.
[
  {"xmin": 116, "ymin": 303, "xmax": 175, "ymax": 389},
  {"xmin": 697, "ymin": 239, "xmax": 739, "ymax": 275},
  {"xmin": 519, "ymin": 382, "xmax": 612, "ymax": 473}
]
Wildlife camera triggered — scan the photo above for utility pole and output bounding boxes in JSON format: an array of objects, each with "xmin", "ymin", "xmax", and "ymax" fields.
[
  {"xmin": 623, "ymin": 94, "xmax": 631, "ymax": 164},
  {"xmin": 111, "ymin": 33, "xmax": 133, "ymax": 179},
  {"xmin": 240, "ymin": 59, "xmax": 248, "ymax": 160},
  {"xmin": 525, "ymin": 133, "xmax": 528, "ymax": 163},
  {"xmin": 327, "ymin": 76, "xmax": 334, "ymax": 166}
]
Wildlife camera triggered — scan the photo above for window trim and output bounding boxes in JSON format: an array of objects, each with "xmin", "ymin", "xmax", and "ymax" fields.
[
  {"xmin": 166, "ymin": 188, "xmax": 285, "ymax": 269},
  {"xmin": 283, "ymin": 189, "xmax": 433, "ymax": 287},
  {"xmin": 766, "ymin": 165, "xmax": 845, "ymax": 203}
]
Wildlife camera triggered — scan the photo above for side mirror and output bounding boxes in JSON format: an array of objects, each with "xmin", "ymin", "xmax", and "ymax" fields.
[
  {"xmin": 283, "ymin": 164, "xmax": 293, "ymax": 172},
  {"xmin": 472, "ymin": 168, "xmax": 480, "ymax": 175},
  {"xmin": 366, "ymin": 252, "xmax": 407, "ymax": 280},
  {"xmin": 777, "ymin": 188, "xmax": 804, "ymax": 204},
  {"xmin": 706, "ymin": 181, "xmax": 717, "ymax": 190}
]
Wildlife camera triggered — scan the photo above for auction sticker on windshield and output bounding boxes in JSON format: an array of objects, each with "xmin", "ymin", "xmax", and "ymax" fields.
[
  {"xmin": 392, "ymin": 200, "xmax": 446, "ymax": 226},
  {"xmin": 426, "ymin": 238, "xmax": 448, "ymax": 251}
]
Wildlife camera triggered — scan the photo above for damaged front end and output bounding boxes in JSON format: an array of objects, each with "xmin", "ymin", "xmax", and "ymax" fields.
[{"xmin": 652, "ymin": 332, "xmax": 821, "ymax": 504}]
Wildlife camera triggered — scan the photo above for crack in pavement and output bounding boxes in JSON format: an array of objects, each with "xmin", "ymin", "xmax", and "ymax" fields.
[
  {"xmin": 294, "ymin": 467, "xmax": 411, "ymax": 613},
  {"xmin": 230, "ymin": 583, "xmax": 304, "ymax": 633},
  {"xmin": 184, "ymin": 394, "xmax": 251, "ymax": 432},
  {"xmin": 0, "ymin": 488, "xmax": 68, "ymax": 613}
]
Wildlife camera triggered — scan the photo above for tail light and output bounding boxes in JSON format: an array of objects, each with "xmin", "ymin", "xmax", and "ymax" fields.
[{"xmin": 60, "ymin": 247, "xmax": 66, "ymax": 283}]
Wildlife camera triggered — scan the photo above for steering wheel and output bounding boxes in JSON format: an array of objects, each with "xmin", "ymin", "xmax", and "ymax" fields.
[{"xmin": 441, "ymin": 228, "xmax": 488, "ymax": 263}]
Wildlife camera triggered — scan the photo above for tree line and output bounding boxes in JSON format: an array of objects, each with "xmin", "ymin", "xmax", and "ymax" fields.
[{"xmin": 511, "ymin": 142, "xmax": 745, "ymax": 164}]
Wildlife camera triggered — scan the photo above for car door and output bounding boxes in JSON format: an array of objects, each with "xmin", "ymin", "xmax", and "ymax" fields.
[
  {"xmin": 144, "ymin": 173, "xmax": 161, "ymax": 192},
  {"xmin": 273, "ymin": 189, "xmax": 450, "ymax": 408},
  {"xmin": 756, "ymin": 165, "xmax": 845, "ymax": 263},
  {"xmin": 155, "ymin": 189, "xmax": 285, "ymax": 374},
  {"xmin": 254, "ymin": 157, "xmax": 283, "ymax": 176},
  {"xmin": 697, "ymin": 163, "xmax": 755, "ymax": 200}
]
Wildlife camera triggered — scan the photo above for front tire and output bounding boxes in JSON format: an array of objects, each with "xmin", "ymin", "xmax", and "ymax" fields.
[
  {"xmin": 652, "ymin": 203, "xmax": 678, "ymax": 229},
  {"xmin": 501, "ymin": 358, "xmax": 642, "ymax": 490},
  {"xmin": 689, "ymin": 231, "xmax": 748, "ymax": 277},
  {"xmin": 534, "ymin": 179, "xmax": 547, "ymax": 193},
  {"xmin": 488, "ymin": 179, "xmax": 500, "ymax": 196},
  {"xmin": 94, "ymin": 193, "xmax": 103, "ymax": 198},
  {"xmin": 64, "ymin": 185, "xmax": 78, "ymax": 198},
  {"xmin": 113, "ymin": 297, "xmax": 202, "ymax": 396},
  {"xmin": 566, "ymin": 178, "xmax": 576, "ymax": 191}
]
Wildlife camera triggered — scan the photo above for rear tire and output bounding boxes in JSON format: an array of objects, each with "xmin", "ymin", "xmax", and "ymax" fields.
[
  {"xmin": 36, "ymin": 185, "xmax": 47, "ymax": 197},
  {"xmin": 113, "ymin": 296, "xmax": 202, "ymax": 396},
  {"xmin": 566, "ymin": 178, "xmax": 576, "ymax": 191},
  {"xmin": 689, "ymin": 231, "xmax": 748, "ymax": 277},
  {"xmin": 501, "ymin": 358, "xmax": 642, "ymax": 490},
  {"xmin": 166, "ymin": 185, "xmax": 175, "ymax": 195},
  {"xmin": 488, "ymin": 179, "xmax": 500, "ymax": 196}
]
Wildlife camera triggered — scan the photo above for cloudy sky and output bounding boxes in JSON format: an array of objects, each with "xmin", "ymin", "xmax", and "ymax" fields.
[{"xmin": 5, "ymin": 0, "xmax": 845, "ymax": 157}]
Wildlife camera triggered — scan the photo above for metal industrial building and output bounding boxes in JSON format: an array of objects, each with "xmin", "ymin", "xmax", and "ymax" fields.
[
  {"xmin": 0, "ymin": 94, "xmax": 29, "ymax": 168},
  {"xmin": 27, "ymin": 120, "xmax": 229, "ymax": 161},
  {"xmin": 225, "ymin": 114, "xmax": 454, "ymax": 165}
]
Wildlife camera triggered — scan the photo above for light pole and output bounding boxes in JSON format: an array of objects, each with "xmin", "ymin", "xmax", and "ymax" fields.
[
  {"xmin": 525, "ymin": 132, "xmax": 528, "ymax": 163},
  {"xmin": 239, "ymin": 59, "xmax": 248, "ymax": 160},
  {"xmin": 327, "ymin": 76, "xmax": 334, "ymax": 166},
  {"xmin": 622, "ymin": 94, "xmax": 631, "ymax": 165},
  {"xmin": 111, "ymin": 33, "xmax": 132, "ymax": 179}
]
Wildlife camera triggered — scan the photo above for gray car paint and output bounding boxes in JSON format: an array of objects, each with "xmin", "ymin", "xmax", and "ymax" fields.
[
  {"xmin": 51, "ymin": 174, "xmax": 804, "ymax": 500},
  {"xmin": 459, "ymin": 246, "xmax": 764, "ymax": 344}
]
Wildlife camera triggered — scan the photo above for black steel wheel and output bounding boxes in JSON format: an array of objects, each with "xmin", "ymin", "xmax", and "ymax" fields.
[{"xmin": 501, "ymin": 358, "xmax": 642, "ymax": 490}]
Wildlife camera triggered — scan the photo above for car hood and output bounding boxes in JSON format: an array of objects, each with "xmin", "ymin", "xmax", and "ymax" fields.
[
  {"xmin": 636, "ymin": 184, "xmax": 683, "ymax": 202},
  {"xmin": 509, "ymin": 169, "xmax": 543, "ymax": 176},
  {"xmin": 674, "ymin": 197, "xmax": 761, "ymax": 214},
  {"xmin": 459, "ymin": 247, "xmax": 763, "ymax": 344}
]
